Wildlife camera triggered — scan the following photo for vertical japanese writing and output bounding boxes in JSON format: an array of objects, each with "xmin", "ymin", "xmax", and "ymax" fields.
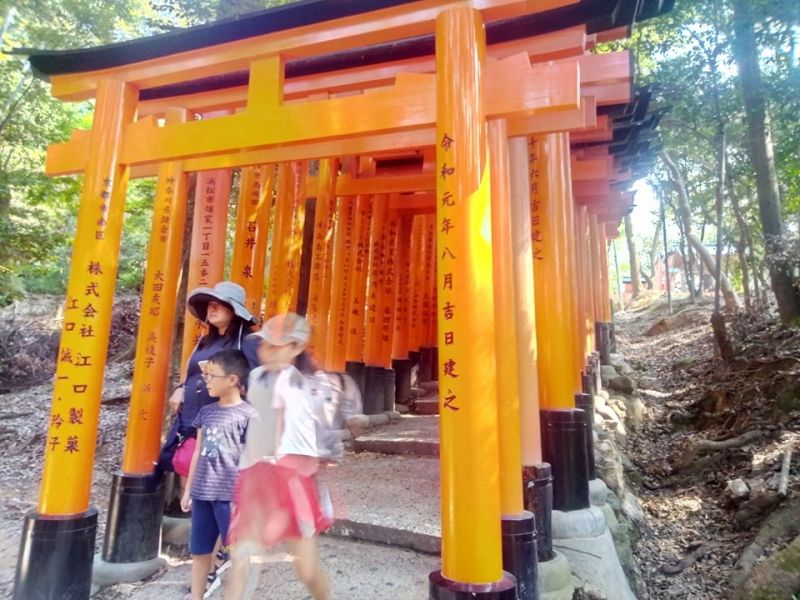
[
  {"xmin": 529, "ymin": 137, "xmax": 544, "ymax": 261},
  {"xmin": 200, "ymin": 175, "xmax": 216, "ymax": 287},
  {"xmin": 381, "ymin": 213, "xmax": 399, "ymax": 353},
  {"xmin": 240, "ymin": 165, "xmax": 264, "ymax": 281},
  {"xmin": 159, "ymin": 176, "xmax": 174, "ymax": 244},
  {"xmin": 409, "ymin": 216, "xmax": 423, "ymax": 350},
  {"xmin": 438, "ymin": 132, "xmax": 459, "ymax": 411},
  {"xmin": 95, "ymin": 177, "xmax": 112, "ymax": 241},
  {"xmin": 392, "ymin": 215, "xmax": 413, "ymax": 358},
  {"xmin": 336, "ymin": 199, "xmax": 356, "ymax": 350},
  {"xmin": 347, "ymin": 196, "xmax": 372, "ymax": 353},
  {"xmin": 284, "ymin": 162, "xmax": 307, "ymax": 310}
]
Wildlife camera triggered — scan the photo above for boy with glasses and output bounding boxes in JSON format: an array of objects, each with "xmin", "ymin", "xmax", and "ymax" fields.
[{"xmin": 180, "ymin": 349, "xmax": 258, "ymax": 600}]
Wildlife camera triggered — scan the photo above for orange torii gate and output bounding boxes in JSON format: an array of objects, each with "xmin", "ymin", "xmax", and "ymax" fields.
[{"xmin": 13, "ymin": 1, "xmax": 671, "ymax": 598}]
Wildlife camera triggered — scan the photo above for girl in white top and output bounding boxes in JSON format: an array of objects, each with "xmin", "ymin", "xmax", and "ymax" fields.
[{"xmin": 226, "ymin": 313, "xmax": 331, "ymax": 600}]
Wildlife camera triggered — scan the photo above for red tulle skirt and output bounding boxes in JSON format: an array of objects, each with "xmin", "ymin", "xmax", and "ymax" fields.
[{"xmin": 229, "ymin": 457, "xmax": 333, "ymax": 549}]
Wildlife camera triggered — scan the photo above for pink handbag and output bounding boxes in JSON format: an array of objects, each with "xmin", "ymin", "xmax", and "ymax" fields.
[{"xmin": 171, "ymin": 436, "xmax": 197, "ymax": 477}]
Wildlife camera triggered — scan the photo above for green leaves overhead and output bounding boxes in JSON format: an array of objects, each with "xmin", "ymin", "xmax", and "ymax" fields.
[{"xmin": 0, "ymin": 1, "xmax": 300, "ymax": 304}]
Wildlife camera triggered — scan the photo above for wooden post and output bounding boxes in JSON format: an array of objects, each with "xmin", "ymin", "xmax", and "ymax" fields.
[
  {"xmin": 508, "ymin": 137, "xmax": 542, "ymax": 466},
  {"xmin": 577, "ymin": 206, "xmax": 596, "ymax": 355},
  {"xmin": 488, "ymin": 119, "xmax": 524, "ymax": 516},
  {"xmin": 306, "ymin": 158, "xmax": 339, "ymax": 362},
  {"xmin": 266, "ymin": 161, "xmax": 307, "ymax": 317},
  {"xmin": 178, "ymin": 167, "xmax": 232, "ymax": 376},
  {"xmin": 530, "ymin": 133, "xmax": 578, "ymax": 409},
  {"xmin": 14, "ymin": 79, "xmax": 137, "ymax": 600},
  {"xmin": 363, "ymin": 194, "xmax": 389, "ymax": 367},
  {"xmin": 408, "ymin": 215, "xmax": 426, "ymax": 356},
  {"xmin": 380, "ymin": 210, "xmax": 401, "ymax": 366},
  {"xmin": 391, "ymin": 214, "xmax": 414, "ymax": 361},
  {"xmin": 562, "ymin": 157, "xmax": 583, "ymax": 389},
  {"xmin": 325, "ymin": 196, "xmax": 356, "ymax": 371},
  {"xmin": 106, "ymin": 108, "xmax": 189, "ymax": 567},
  {"xmin": 345, "ymin": 194, "xmax": 373, "ymax": 364},
  {"xmin": 430, "ymin": 6, "xmax": 512, "ymax": 595},
  {"xmin": 424, "ymin": 214, "xmax": 438, "ymax": 349},
  {"xmin": 123, "ymin": 108, "xmax": 189, "ymax": 475},
  {"xmin": 230, "ymin": 164, "xmax": 276, "ymax": 319}
]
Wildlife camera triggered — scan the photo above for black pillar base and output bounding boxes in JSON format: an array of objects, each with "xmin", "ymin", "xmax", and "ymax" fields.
[
  {"xmin": 408, "ymin": 350, "xmax": 420, "ymax": 366},
  {"xmin": 14, "ymin": 508, "xmax": 98, "ymax": 600},
  {"xmin": 523, "ymin": 463, "xmax": 553, "ymax": 562},
  {"xmin": 363, "ymin": 366, "xmax": 386, "ymax": 415},
  {"xmin": 541, "ymin": 409, "xmax": 590, "ymax": 512},
  {"xmin": 419, "ymin": 347, "xmax": 435, "ymax": 383},
  {"xmin": 581, "ymin": 372, "xmax": 593, "ymax": 398},
  {"xmin": 595, "ymin": 322, "xmax": 612, "ymax": 366},
  {"xmin": 392, "ymin": 358, "xmax": 413, "ymax": 405},
  {"xmin": 383, "ymin": 368, "xmax": 396, "ymax": 412},
  {"xmin": 103, "ymin": 472, "xmax": 165, "ymax": 563},
  {"xmin": 502, "ymin": 512, "xmax": 538, "ymax": 600},
  {"xmin": 431, "ymin": 346, "xmax": 439, "ymax": 381},
  {"xmin": 345, "ymin": 361, "xmax": 366, "ymax": 400},
  {"xmin": 574, "ymin": 394, "xmax": 597, "ymax": 481},
  {"xmin": 429, "ymin": 570, "xmax": 517, "ymax": 599}
]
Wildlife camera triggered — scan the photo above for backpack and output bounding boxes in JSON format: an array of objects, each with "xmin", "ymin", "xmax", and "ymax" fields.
[{"xmin": 304, "ymin": 370, "xmax": 364, "ymax": 460}]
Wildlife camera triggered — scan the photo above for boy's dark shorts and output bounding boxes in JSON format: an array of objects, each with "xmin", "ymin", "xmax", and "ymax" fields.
[{"xmin": 190, "ymin": 498, "xmax": 232, "ymax": 555}]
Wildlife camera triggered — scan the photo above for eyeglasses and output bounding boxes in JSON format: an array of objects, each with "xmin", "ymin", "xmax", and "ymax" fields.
[{"xmin": 203, "ymin": 372, "xmax": 228, "ymax": 380}]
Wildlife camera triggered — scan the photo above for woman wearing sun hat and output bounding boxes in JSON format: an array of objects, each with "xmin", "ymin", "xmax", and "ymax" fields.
[{"xmin": 157, "ymin": 281, "xmax": 260, "ymax": 483}]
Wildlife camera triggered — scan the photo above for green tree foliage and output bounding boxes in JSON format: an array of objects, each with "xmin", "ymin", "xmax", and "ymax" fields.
[
  {"xmin": 0, "ymin": 1, "xmax": 298, "ymax": 304},
  {"xmin": 604, "ymin": 0, "xmax": 799, "ymax": 315},
  {"xmin": 0, "ymin": 1, "xmax": 156, "ymax": 303},
  {"xmin": 147, "ymin": 0, "xmax": 298, "ymax": 29}
]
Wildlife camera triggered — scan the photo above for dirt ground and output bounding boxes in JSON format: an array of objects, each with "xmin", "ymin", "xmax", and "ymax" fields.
[
  {"xmin": 617, "ymin": 292, "xmax": 800, "ymax": 599},
  {"xmin": 0, "ymin": 296, "xmax": 139, "ymax": 599}
]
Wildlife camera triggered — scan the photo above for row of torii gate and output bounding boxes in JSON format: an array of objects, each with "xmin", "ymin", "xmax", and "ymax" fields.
[{"xmin": 13, "ymin": 1, "xmax": 670, "ymax": 598}]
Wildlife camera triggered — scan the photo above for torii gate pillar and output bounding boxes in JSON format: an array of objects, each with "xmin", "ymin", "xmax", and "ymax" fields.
[
  {"xmin": 14, "ymin": 80, "xmax": 137, "ymax": 600},
  {"xmin": 429, "ymin": 6, "xmax": 515, "ymax": 598}
]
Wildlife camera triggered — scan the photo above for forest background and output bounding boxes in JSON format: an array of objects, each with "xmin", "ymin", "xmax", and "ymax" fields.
[{"xmin": 0, "ymin": 0, "xmax": 798, "ymax": 324}]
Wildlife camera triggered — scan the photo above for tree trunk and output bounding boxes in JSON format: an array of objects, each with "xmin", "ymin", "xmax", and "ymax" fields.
[
  {"xmin": 650, "ymin": 217, "xmax": 661, "ymax": 282},
  {"xmin": 624, "ymin": 214, "xmax": 641, "ymax": 300},
  {"xmin": 737, "ymin": 240, "xmax": 751, "ymax": 311},
  {"xmin": 711, "ymin": 311, "xmax": 735, "ymax": 362},
  {"xmin": 664, "ymin": 192, "xmax": 696, "ymax": 300},
  {"xmin": 661, "ymin": 150, "xmax": 739, "ymax": 311},
  {"xmin": 698, "ymin": 213, "xmax": 708, "ymax": 293},
  {"xmin": 672, "ymin": 202, "xmax": 694, "ymax": 298},
  {"xmin": 728, "ymin": 187, "xmax": 753, "ymax": 311},
  {"xmin": 640, "ymin": 268, "xmax": 653, "ymax": 290},
  {"xmin": 732, "ymin": 0, "xmax": 800, "ymax": 325},
  {"xmin": 714, "ymin": 128, "xmax": 727, "ymax": 314},
  {"xmin": 662, "ymin": 194, "xmax": 672, "ymax": 314},
  {"xmin": 0, "ymin": 184, "xmax": 9, "ymax": 221}
]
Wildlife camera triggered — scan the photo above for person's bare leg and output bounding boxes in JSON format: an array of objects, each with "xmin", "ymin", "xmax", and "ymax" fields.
[
  {"xmin": 191, "ymin": 553, "xmax": 213, "ymax": 600},
  {"xmin": 212, "ymin": 537, "xmax": 223, "ymax": 568},
  {"xmin": 288, "ymin": 537, "xmax": 331, "ymax": 600},
  {"xmin": 223, "ymin": 553, "xmax": 250, "ymax": 600}
]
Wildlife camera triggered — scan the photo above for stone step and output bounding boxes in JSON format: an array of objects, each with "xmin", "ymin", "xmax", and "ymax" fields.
[
  {"xmin": 353, "ymin": 437, "xmax": 438, "ymax": 456},
  {"xmin": 411, "ymin": 398, "xmax": 439, "ymax": 415},
  {"xmin": 351, "ymin": 414, "xmax": 440, "ymax": 457},
  {"xmin": 326, "ymin": 519, "xmax": 440, "ymax": 554}
]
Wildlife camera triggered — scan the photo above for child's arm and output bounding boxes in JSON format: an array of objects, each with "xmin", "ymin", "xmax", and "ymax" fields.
[{"xmin": 180, "ymin": 429, "xmax": 203, "ymax": 512}]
